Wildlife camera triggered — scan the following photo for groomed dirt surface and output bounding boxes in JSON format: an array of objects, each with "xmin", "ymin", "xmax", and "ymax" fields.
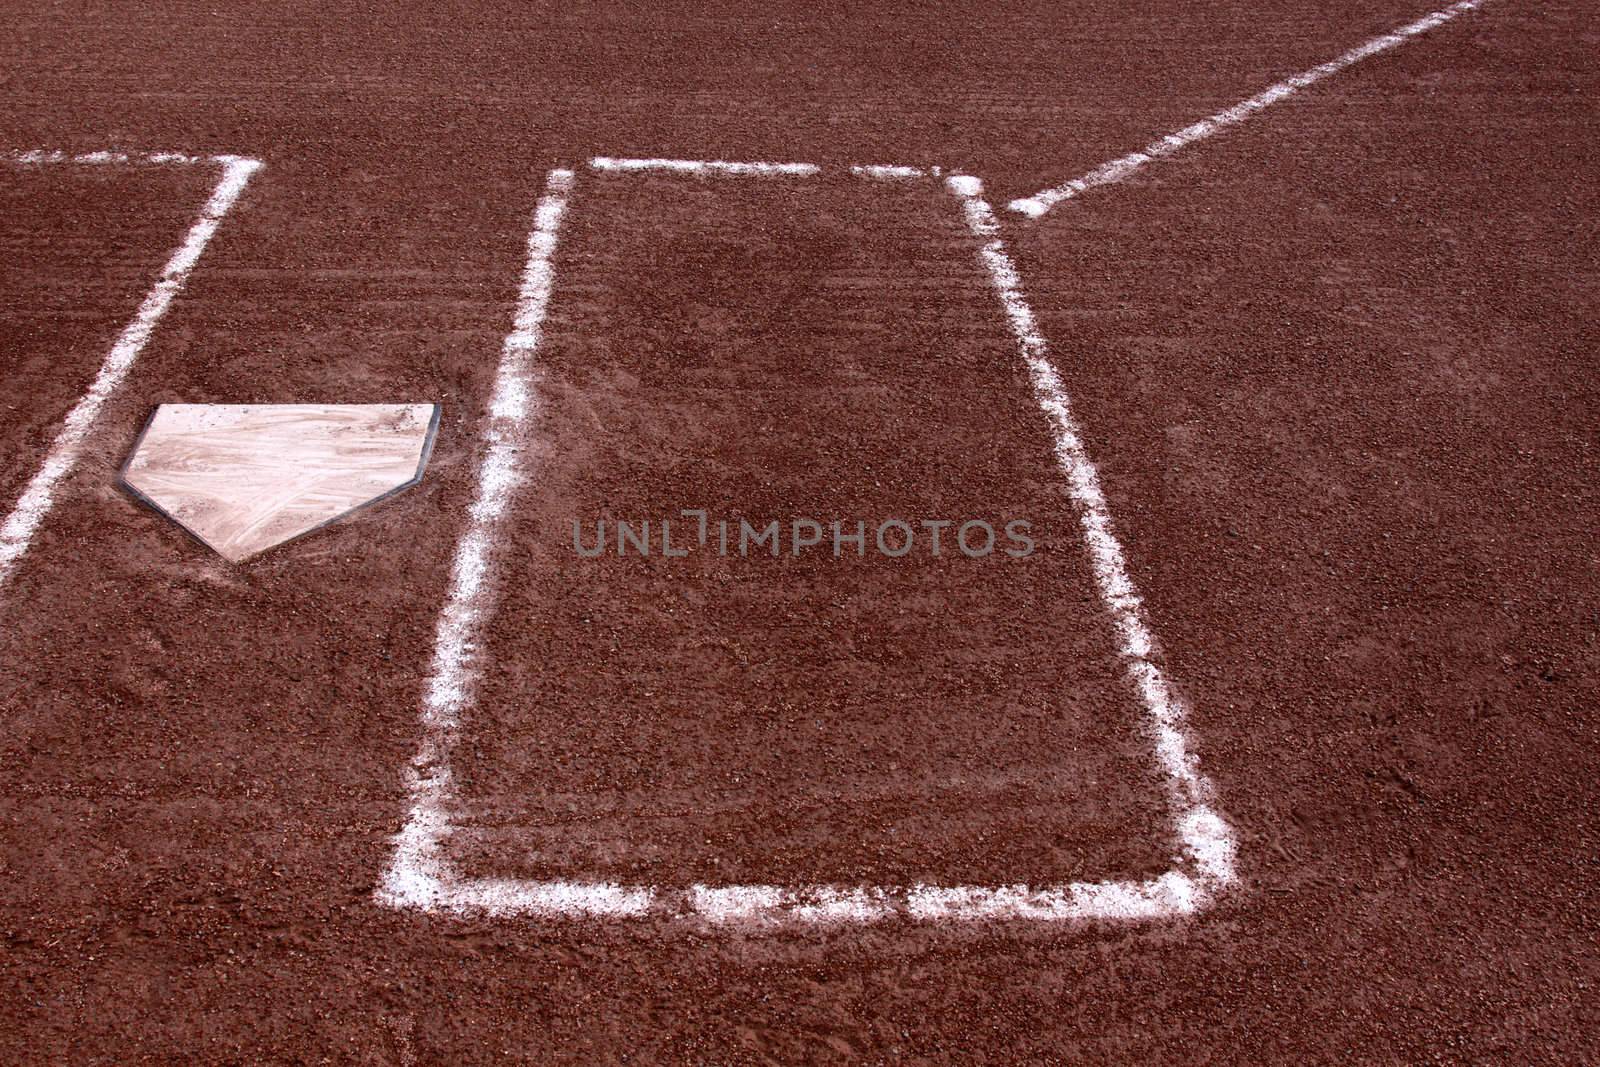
[
  {"xmin": 454, "ymin": 173, "xmax": 1174, "ymax": 890},
  {"xmin": 1, "ymin": 0, "xmax": 1596, "ymax": 1061},
  {"xmin": 0, "ymin": 165, "xmax": 217, "ymax": 507}
]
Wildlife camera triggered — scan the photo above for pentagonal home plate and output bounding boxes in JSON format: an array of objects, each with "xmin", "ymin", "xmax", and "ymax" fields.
[{"xmin": 120, "ymin": 403, "xmax": 441, "ymax": 562}]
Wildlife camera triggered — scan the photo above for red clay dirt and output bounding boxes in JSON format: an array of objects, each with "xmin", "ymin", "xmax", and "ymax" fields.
[
  {"xmin": 0, "ymin": 165, "xmax": 217, "ymax": 507},
  {"xmin": 0, "ymin": 0, "xmax": 1596, "ymax": 1062},
  {"xmin": 454, "ymin": 173, "xmax": 1174, "ymax": 890}
]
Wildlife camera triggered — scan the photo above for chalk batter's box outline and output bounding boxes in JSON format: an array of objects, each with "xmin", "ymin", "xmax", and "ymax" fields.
[
  {"xmin": 0, "ymin": 150, "xmax": 262, "ymax": 593},
  {"xmin": 379, "ymin": 157, "xmax": 1238, "ymax": 925}
]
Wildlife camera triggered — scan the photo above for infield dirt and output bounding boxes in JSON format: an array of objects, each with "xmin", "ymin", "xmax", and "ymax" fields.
[{"xmin": 0, "ymin": 0, "xmax": 1595, "ymax": 1061}]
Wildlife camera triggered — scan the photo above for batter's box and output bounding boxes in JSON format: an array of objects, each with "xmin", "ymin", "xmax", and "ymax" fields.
[
  {"xmin": 378, "ymin": 157, "xmax": 1237, "ymax": 925},
  {"xmin": 0, "ymin": 149, "xmax": 261, "ymax": 592}
]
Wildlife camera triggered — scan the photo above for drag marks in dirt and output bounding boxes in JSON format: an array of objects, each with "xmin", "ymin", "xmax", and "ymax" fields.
[
  {"xmin": 1009, "ymin": 0, "xmax": 1491, "ymax": 217},
  {"xmin": 379, "ymin": 158, "xmax": 1236, "ymax": 926},
  {"xmin": 0, "ymin": 150, "xmax": 261, "ymax": 589}
]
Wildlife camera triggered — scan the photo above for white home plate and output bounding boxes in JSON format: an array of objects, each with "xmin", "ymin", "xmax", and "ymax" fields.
[{"xmin": 120, "ymin": 404, "xmax": 440, "ymax": 562}]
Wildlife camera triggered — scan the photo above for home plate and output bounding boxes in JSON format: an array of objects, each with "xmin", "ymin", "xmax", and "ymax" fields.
[{"xmin": 120, "ymin": 404, "xmax": 441, "ymax": 562}]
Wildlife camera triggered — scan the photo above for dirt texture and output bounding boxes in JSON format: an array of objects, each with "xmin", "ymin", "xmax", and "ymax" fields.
[
  {"xmin": 0, "ymin": 0, "xmax": 1596, "ymax": 1062},
  {"xmin": 453, "ymin": 174, "xmax": 1175, "ymax": 891}
]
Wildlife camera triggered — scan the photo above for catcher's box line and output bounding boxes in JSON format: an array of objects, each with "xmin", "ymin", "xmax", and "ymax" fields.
[
  {"xmin": 0, "ymin": 150, "xmax": 262, "ymax": 590},
  {"xmin": 378, "ymin": 157, "xmax": 1236, "ymax": 925},
  {"xmin": 1009, "ymin": 0, "xmax": 1489, "ymax": 217}
]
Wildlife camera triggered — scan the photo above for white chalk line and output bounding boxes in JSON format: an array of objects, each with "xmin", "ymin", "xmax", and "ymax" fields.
[
  {"xmin": 948, "ymin": 174, "xmax": 1236, "ymax": 910},
  {"xmin": 376, "ymin": 168, "xmax": 607, "ymax": 916},
  {"xmin": 379, "ymin": 162, "xmax": 1236, "ymax": 925},
  {"xmin": 850, "ymin": 164, "xmax": 943, "ymax": 181},
  {"xmin": 590, "ymin": 156, "xmax": 820, "ymax": 177},
  {"xmin": 0, "ymin": 151, "xmax": 263, "ymax": 590},
  {"xmin": 1009, "ymin": 0, "xmax": 1489, "ymax": 217},
  {"xmin": 588, "ymin": 158, "xmax": 945, "ymax": 181},
  {"xmin": 5, "ymin": 149, "xmax": 243, "ymax": 167}
]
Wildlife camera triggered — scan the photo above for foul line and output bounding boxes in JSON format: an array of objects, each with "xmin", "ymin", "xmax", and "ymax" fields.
[
  {"xmin": 379, "ymin": 160, "xmax": 1237, "ymax": 925},
  {"xmin": 0, "ymin": 150, "xmax": 262, "ymax": 588},
  {"xmin": 1009, "ymin": 0, "xmax": 1488, "ymax": 217}
]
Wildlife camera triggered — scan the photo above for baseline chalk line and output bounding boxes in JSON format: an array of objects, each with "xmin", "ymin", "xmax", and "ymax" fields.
[
  {"xmin": 0, "ymin": 151, "xmax": 262, "ymax": 590},
  {"xmin": 1009, "ymin": 0, "xmax": 1489, "ymax": 217}
]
